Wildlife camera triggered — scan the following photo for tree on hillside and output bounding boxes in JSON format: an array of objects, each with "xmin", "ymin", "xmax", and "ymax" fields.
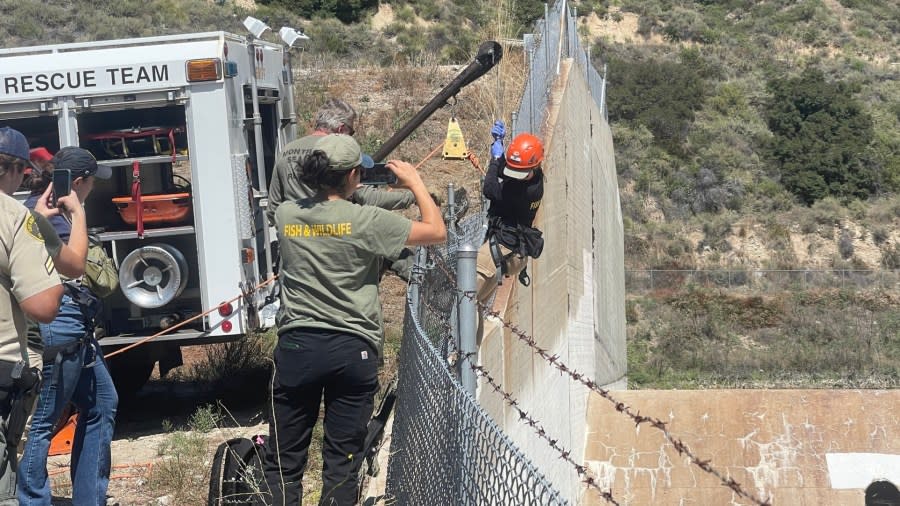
[
  {"xmin": 259, "ymin": 0, "xmax": 378, "ymax": 24},
  {"xmin": 512, "ymin": 0, "xmax": 547, "ymax": 34},
  {"xmin": 763, "ymin": 68, "xmax": 875, "ymax": 205},
  {"xmin": 606, "ymin": 57, "xmax": 706, "ymax": 156}
]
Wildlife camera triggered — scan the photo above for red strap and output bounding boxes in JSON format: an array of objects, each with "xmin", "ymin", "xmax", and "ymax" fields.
[
  {"xmin": 131, "ymin": 160, "xmax": 144, "ymax": 238},
  {"xmin": 168, "ymin": 128, "xmax": 177, "ymax": 163}
]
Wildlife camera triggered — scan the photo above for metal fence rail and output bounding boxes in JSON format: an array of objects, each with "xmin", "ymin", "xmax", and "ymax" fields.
[{"xmin": 626, "ymin": 269, "xmax": 900, "ymax": 292}]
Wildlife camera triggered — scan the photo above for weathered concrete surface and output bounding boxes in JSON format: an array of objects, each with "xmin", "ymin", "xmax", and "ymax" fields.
[
  {"xmin": 583, "ymin": 390, "xmax": 900, "ymax": 505},
  {"xmin": 477, "ymin": 58, "xmax": 626, "ymax": 503}
]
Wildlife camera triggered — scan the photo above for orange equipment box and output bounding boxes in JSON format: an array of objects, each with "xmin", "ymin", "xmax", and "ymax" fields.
[{"xmin": 112, "ymin": 193, "xmax": 191, "ymax": 226}]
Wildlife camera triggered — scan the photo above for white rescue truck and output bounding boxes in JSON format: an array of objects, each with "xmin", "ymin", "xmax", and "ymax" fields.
[{"xmin": 1, "ymin": 31, "xmax": 295, "ymax": 392}]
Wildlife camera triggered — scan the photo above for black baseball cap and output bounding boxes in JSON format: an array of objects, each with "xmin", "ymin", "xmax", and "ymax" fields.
[{"xmin": 52, "ymin": 146, "xmax": 111, "ymax": 179}]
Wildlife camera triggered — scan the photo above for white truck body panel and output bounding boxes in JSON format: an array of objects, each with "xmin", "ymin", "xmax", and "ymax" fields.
[{"xmin": 0, "ymin": 32, "xmax": 292, "ymax": 353}]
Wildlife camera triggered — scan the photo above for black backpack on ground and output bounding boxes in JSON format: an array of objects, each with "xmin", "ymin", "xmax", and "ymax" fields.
[{"xmin": 208, "ymin": 435, "xmax": 269, "ymax": 505}]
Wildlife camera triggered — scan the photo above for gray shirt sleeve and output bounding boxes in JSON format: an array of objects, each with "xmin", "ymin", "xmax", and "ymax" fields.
[
  {"xmin": 351, "ymin": 185, "xmax": 415, "ymax": 210},
  {"xmin": 266, "ymin": 159, "xmax": 288, "ymax": 227}
]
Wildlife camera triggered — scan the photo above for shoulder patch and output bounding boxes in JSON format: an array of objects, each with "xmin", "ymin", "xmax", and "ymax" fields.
[{"xmin": 24, "ymin": 213, "xmax": 45, "ymax": 243}]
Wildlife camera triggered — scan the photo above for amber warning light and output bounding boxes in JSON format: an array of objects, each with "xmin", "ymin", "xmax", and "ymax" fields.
[{"xmin": 186, "ymin": 59, "xmax": 222, "ymax": 82}]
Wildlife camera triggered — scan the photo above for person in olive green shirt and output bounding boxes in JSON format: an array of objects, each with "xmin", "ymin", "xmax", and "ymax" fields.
[
  {"xmin": 263, "ymin": 134, "xmax": 445, "ymax": 506},
  {"xmin": 266, "ymin": 98, "xmax": 418, "ymax": 280},
  {"xmin": 266, "ymin": 98, "xmax": 414, "ymax": 225}
]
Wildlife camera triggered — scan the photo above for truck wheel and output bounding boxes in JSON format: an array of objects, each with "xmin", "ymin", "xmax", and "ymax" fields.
[{"xmin": 107, "ymin": 355, "xmax": 156, "ymax": 398}]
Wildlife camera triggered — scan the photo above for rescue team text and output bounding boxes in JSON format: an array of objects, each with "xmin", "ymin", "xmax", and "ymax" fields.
[
  {"xmin": 3, "ymin": 65, "xmax": 169, "ymax": 95},
  {"xmin": 283, "ymin": 223, "xmax": 352, "ymax": 238}
]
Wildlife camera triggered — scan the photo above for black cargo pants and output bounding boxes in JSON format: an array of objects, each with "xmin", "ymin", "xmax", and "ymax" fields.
[{"xmin": 263, "ymin": 328, "xmax": 379, "ymax": 506}]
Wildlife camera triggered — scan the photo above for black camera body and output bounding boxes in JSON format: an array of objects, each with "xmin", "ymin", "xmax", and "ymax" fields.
[{"xmin": 360, "ymin": 163, "xmax": 397, "ymax": 186}]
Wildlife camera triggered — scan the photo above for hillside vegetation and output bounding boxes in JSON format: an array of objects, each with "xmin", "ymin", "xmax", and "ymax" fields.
[
  {"xmin": 588, "ymin": 0, "xmax": 899, "ymax": 271},
  {"xmin": 581, "ymin": 0, "xmax": 898, "ymax": 388}
]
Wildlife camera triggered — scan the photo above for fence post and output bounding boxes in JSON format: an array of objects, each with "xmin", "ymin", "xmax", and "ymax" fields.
[
  {"xmin": 528, "ymin": 42, "xmax": 536, "ymax": 133},
  {"xmin": 407, "ymin": 247, "xmax": 427, "ymax": 322},
  {"xmin": 457, "ymin": 244, "xmax": 478, "ymax": 397},
  {"xmin": 448, "ymin": 182, "xmax": 457, "ymax": 225},
  {"xmin": 600, "ymin": 63, "xmax": 608, "ymax": 120}
]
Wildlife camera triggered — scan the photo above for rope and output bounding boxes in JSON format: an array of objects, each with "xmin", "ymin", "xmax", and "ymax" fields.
[
  {"xmin": 414, "ymin": 141, "xmax": 444, "ymax": 170},
  {"xmin": 465, "ymin": 152, "xmax": 486, "ymax": 176},
  {"xmin": 105, "ymin": 275, "xmax": 278, "ymax": 360}
]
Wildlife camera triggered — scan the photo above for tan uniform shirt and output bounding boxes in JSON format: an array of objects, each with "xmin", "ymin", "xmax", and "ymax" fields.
[{"xmin": 0, "ymin": 194, "xmax": 61, "ymax": 362}]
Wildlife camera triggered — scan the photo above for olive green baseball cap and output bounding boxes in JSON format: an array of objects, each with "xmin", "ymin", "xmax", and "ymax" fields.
[{"xmin": 315, "ymin": 134, "xmax": 374, "ymax": 171}]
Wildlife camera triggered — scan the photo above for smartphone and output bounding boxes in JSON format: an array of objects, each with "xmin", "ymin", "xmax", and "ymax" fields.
[
  {"xmin": 52, "ymin": 169, "xmax": 71, "ymax": 207},
  {"xmin": 360, "ymin": 162, "xmax": 398, "ymax": 186}
]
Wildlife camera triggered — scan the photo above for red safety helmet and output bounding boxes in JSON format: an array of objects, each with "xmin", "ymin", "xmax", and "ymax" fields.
[{"xmin": 504, "ymin": 133, "xmax": 543, "ymax": 179}]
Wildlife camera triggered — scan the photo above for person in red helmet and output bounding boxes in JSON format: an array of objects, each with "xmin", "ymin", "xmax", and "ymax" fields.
[{"xmin": 475, "ymin": 121, "xmax": 545, "ymax": 304}]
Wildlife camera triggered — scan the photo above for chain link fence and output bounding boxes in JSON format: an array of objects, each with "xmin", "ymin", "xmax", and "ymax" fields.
[
  {"xmin": 385, "ymin": 1, "xmax": 606, "ymax": 503},
  {"xmin": 511, "ymin": 0, "xmax": 606, "ymax": 138},
  {"xmin": 626, "ymin": 269, "xmax": 900, "ymax": 292},
  {"xmin": 567, "ymin": 5, "xmax": 607, "ymax": 120},
  {"xmin": 385, "ymin": 212, "xmax": 567, "ymax": 505}
]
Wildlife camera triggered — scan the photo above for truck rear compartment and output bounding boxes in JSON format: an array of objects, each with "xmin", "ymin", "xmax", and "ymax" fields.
[{"xmin": 77, "ymin": 104, "xmax": 205, "ymax": 338}]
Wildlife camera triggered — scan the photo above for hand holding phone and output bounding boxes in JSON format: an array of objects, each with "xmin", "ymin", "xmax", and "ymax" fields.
[
  {"xmin": 52, "ymin": 169, "xmax": 72, "ymax": 208},
  {"xmin": 384, "ymin": 160, "xmax": 425, "ymax": 191},
  {"xmin": 360, "ymin": 163, "xmax": 398, "ymax": 186}
]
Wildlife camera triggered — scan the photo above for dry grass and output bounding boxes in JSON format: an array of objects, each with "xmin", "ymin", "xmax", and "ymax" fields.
[{"xmin": 627, "ymin": 287, "xmax": 900, "ymax": 389}]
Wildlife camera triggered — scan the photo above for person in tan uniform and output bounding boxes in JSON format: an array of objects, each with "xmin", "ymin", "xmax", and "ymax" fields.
[
  {"xmin": 0, "ymin": 126, "xmax": 63, "ymax": 504},
  {"xmin": 266, "ymin": 98, "xmax": 415, "ymax": 225},
  {"xmin": 3, "ymin": 144, "xmax": 88, "ymax": 455}
]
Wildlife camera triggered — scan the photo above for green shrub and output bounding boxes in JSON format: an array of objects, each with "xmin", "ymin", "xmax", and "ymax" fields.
[
  {"xmin": 763, "ymin": 68, "xmax": 876, "ymax": 205},
  {"xmin": 627, "ymin": 287, "xmax": 900, "ymax": 388},
  {"xmin": 838, "ymin": 229, "xmax": 855, "ymax": 259},
  {"xmin": 625, "ymin": 300, "xmax": 640, "ymax": 324},
  {"xmin": 881, "ymin": 243, "xmax": 900, "ymax": 269},
  {"xmin": 396, "ymin": 5, "xmax": 416, "ymax": 23},
  {"xmin": 607, "ymin": 57, "xmax": 708, "ymax": 157},
  {"xmin": 259, "ymin": 0, "xmax": 378, "ymax": 24},
  {"xmin": 810, "ymin": 197, "xmax": 847, "ymax": 226}
]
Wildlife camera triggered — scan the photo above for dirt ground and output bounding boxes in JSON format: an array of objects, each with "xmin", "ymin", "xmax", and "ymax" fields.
[{"xmin": 36, "ymin": 273, "xmax": 407, "ymax": 505}]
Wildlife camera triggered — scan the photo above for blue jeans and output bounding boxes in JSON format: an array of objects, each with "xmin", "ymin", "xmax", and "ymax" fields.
[{"xmin": 18, "ymin": 293, "xmax": 118, "ymax": 506}]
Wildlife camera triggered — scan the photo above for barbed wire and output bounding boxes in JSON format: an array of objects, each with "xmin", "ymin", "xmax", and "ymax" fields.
[
  {"xmin": 466, "ymin": 355, "xmax": 620, "ymax": 504},
  {"xmin": 421, "ymin": 297, "xmax": 618, "ymax": 504},
  {"xmin": 429, "ymin": 251, "xmax": 772, "ymax": 506}
]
